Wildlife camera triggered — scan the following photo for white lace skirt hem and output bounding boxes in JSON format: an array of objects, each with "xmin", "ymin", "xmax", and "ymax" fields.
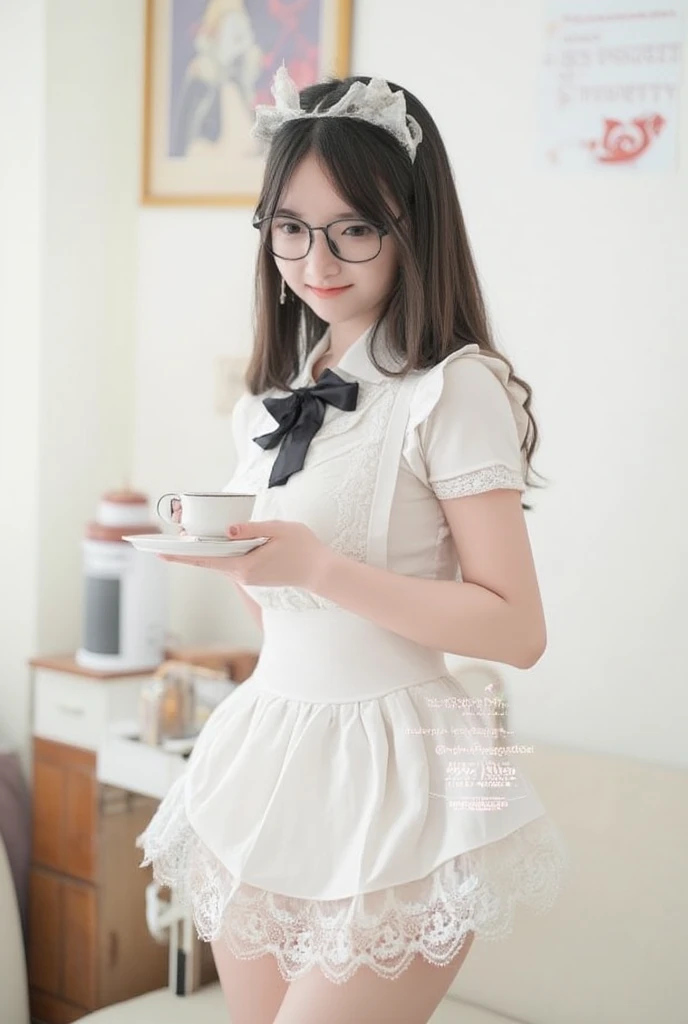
[{"xmin": 137, "ymin": 787, "xmax": 570, "ymax": 985}]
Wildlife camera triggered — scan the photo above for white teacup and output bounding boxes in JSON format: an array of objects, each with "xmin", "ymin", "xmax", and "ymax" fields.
[{"xmin": 156, "ymin": 491, "xmax": 256, "ymax": 539}]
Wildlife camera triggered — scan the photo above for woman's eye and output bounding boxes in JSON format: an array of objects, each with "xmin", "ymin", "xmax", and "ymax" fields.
[
  {"xmin": 275, "ymin": 220, "xmax": 303, "ymax": 234},
  {"xmin": 343, "ymin": 222, "xmax": 374, "ymax": 237}
]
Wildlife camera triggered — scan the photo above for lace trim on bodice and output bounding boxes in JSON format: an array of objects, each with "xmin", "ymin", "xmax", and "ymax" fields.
[{"xmin": 242, "ymin": 383, "xmax": 400, "ymax": 611}]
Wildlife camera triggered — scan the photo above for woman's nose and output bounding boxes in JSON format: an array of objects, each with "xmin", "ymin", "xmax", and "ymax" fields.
[{"xmin": 305, "ymin": 228, "xmax": 342, "ymax": 278}]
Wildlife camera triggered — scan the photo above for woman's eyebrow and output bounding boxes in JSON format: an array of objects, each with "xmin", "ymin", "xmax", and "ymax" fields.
[{"xmin": 274, "ymin": 206, "xmax": 360, "ymax": 220}]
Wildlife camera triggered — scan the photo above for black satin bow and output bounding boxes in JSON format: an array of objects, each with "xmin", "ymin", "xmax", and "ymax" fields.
[{"xmin": 252, "ymin": 369, "xmax": 359, "ymax": 487}]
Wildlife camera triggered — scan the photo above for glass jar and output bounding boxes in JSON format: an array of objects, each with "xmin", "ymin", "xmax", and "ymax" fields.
[{"xmin": 139, "ymin": 669, "xmax": 197, "ymax": 746}]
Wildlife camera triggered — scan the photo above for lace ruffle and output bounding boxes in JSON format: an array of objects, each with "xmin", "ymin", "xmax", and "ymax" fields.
[
  {"xmin": 432, "ymin": 464, "xmax": 525, "ymax": 500},
  {"xmin": 138, "ymin": 787, "xmax": 570, "ymax": 985},
  {"xmin": 252, "ymin": 65, "xmax": 424, "ymax": 162}
]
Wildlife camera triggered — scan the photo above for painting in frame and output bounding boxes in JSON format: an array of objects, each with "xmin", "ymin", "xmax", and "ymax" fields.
[{"xmin": 142, "ymin": 0, "xmax": 353, "ymax": 206}]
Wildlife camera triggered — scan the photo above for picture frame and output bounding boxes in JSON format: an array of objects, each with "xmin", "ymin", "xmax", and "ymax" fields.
[{"xmin": 142, "ymin": 0, "xmax": 353, "ymax": 206}]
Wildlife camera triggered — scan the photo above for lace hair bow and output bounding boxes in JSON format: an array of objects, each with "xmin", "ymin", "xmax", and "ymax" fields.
[{"xmin": 252, "ymin": 64, "xmax": 423, "ymax": 162}]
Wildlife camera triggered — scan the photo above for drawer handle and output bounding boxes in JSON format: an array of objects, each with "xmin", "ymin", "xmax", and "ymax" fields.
[
  {"xmin": 55, "ymin": 703, "xmax": 85, "ymax": 717},
  {"xmin": 108, "ymin": 930, "xmax": 119, "ymax": 967}
]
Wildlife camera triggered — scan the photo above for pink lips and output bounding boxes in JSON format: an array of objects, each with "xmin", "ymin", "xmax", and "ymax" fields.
[{"xmin": 306, "ymin": 285, "xmax": 353, "ymax": 299}]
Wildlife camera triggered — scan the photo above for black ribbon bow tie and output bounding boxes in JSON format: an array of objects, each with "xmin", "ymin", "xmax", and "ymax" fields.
[{"xmin": 252, "ymin": 369, "xmax": 359, "ymax": 487}]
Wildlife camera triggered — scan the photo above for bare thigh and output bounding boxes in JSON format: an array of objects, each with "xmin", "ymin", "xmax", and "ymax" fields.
[
  {"xmin": 211, "ymin": 940, "xmax": 289, "ymax": 1024},
  {"xmin": 272, "ymin": 931, "xmax": 475, "ymax": 1024}
]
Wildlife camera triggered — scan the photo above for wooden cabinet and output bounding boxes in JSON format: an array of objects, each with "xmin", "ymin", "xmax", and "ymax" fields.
[
  {"xmin": 27, "ymin": 657, "xmax": 170, "ymax": 1024},
  {"xmin": 28, "ymin": 738, "xmax": 169, "ymax": 1023}
]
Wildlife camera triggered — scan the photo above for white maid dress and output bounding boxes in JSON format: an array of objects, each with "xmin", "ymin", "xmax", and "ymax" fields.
[{"xmin": 137, "ymin": 322, "xmax": 569, "ymax": 985}]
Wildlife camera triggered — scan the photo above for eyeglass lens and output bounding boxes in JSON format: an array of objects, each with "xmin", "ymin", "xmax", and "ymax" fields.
[{"xmin": 261, "ymin": 216, "xmax": 383, "ymax": 262}]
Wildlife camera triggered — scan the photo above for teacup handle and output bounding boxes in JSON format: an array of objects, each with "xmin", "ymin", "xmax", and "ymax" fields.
[{"xmin": 156, "ymin": 492, "xmax": 181, "ymax": 526}]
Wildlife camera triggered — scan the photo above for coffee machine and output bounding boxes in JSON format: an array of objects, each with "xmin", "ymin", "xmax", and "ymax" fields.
[{"xmin": 76, "ymin": 489, "xmax": 167, "ymax": 673}]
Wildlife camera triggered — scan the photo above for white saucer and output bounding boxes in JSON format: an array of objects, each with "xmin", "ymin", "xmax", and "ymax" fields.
[{"xmin": 123, "ymin": 534, "xmax": 268, "ymax": 558}]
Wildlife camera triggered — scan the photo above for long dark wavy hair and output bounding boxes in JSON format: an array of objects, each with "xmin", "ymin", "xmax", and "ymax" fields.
[{"xmin": 245, "ymin": 75, "xmax": 543, "ymax": 496}]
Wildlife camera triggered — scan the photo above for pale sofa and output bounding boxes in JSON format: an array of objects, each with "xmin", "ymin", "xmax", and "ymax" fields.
[{"xmin": 5, "ymin": 742, "xmax": 687, "ymax": 1024}]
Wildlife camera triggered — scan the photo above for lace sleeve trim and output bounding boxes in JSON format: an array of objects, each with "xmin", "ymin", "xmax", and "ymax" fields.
[{"xmin": 432, "ymin": 464, "xmax": 525, "ymax": 499}]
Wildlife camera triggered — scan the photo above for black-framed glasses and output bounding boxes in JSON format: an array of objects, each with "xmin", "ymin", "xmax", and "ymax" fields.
[{"xmin": 252, "ymin": 214, "xmax": 389, "ymax": 263}]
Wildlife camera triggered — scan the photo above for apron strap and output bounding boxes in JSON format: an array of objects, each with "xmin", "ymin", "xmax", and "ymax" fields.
[{"xmin": 366, "ymin": 374, "xmax": 420, "ymax": 570}]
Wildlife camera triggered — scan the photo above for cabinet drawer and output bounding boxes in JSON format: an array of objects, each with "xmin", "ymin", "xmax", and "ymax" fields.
[
  {"xmin": 35, "ymin": 674, "xmax": 105, "ymax": 750},
  {"xmin": 34, "ymin": 672, "xmax": 144, "ymax": 751}
]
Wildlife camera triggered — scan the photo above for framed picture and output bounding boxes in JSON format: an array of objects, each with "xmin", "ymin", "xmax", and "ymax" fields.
[{"xmin": 142, "ymin": 0, "xmax": 353, "ymax": 206}]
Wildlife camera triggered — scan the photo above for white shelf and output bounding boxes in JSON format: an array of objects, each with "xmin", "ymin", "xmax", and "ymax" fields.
[{"xmin": 97, "ymin": 727, "xmax": 189, "ymax": 800}]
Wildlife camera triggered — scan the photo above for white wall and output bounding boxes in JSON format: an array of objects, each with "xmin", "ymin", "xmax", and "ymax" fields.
[
  {"xmin": 0, "ymin": 0, "xmax": 143, "ymax": 770},
  {"xmin": 133, "ymin": 0, "xmax": 688, "ymax": 768},
  {"xmin": 133, "ymin": 208, "xmax": 261, "ymax": 648},
  {"xmin": 38, "ymin": 0, "xmax": 144, "ymax": 648},
  {"xmin": 2, "ymin": 0, "xmax": 686, "ymax": 771},
  {"xmin": 0, "ymin": 0, "xmax": 45, "ymax": 768}
]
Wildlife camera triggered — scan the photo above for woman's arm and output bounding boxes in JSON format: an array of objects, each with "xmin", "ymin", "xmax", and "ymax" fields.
[{"xmin": 310, "ymin": 489, "xmax": 546, "ymax": 669}]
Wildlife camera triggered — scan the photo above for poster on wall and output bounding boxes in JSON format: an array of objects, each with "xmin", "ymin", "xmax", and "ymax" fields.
[
  {"xmin": 539, "ymin": 0, "xmax": 687, "ymax": 171},
  {"xmin": 142, "ymin": 0, "xmax": 353, "ymax": 206}
]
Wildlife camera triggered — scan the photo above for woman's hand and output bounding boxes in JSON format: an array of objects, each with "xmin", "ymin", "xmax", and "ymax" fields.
[{"xmin": 158, "ymin": 520, "xmax": 332, "ymax": 591}]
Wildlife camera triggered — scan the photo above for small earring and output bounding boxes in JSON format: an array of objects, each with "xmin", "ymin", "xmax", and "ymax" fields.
[{"xmin": 279, "ymin": 277, "xmax": 286, "ymax": 305}]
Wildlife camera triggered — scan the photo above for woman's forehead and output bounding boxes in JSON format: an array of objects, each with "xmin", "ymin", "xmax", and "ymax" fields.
[
  {"xmin": 278, "ymin": 153, "xmax": 355, "ymax": 216},
  {"xmin": 274, "ymin": 150, "xmax": 400, "ymax": 222}
]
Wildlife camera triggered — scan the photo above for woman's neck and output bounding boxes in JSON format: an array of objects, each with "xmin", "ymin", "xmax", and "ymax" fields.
[{"xmin": 327, "ymin": 314, "xmax": 380, "ymax": 359}]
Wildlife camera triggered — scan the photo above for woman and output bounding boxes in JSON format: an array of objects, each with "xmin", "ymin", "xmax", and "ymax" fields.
[{"xmin": 139, "ymin": 66, "xmax": 569, "ymax": 1024}]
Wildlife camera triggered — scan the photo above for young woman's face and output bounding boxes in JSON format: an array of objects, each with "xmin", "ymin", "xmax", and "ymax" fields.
[{"xmin": 272, "ymin": 152, "xmax": 399, "ymax": 344}]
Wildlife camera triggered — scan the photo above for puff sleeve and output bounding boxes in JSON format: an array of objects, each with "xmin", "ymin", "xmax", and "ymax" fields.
[{"xmin": 403, "ymin": 347, "xmax": 529, "ymax": 500}]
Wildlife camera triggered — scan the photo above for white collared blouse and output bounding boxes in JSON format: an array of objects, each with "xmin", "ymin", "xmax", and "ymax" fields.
[{"xmin": 225, "ymin": 324, "xmax": 531, "ymax": 607}]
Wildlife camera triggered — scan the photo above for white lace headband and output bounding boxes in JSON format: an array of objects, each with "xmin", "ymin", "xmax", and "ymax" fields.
[{"xmin": 252, "ymin": 64, "xmax": 423, "ymax": 163}]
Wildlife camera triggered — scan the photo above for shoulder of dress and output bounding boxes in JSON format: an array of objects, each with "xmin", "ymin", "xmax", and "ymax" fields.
[{"xmin": 406, "ymin": 344, "xmax": 530, "ymax": 445}]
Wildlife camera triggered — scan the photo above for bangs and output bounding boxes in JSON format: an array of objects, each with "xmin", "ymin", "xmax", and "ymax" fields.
[{"xmin": 256, "ymin": 117, "xmax": 413, "ymax": 229}]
